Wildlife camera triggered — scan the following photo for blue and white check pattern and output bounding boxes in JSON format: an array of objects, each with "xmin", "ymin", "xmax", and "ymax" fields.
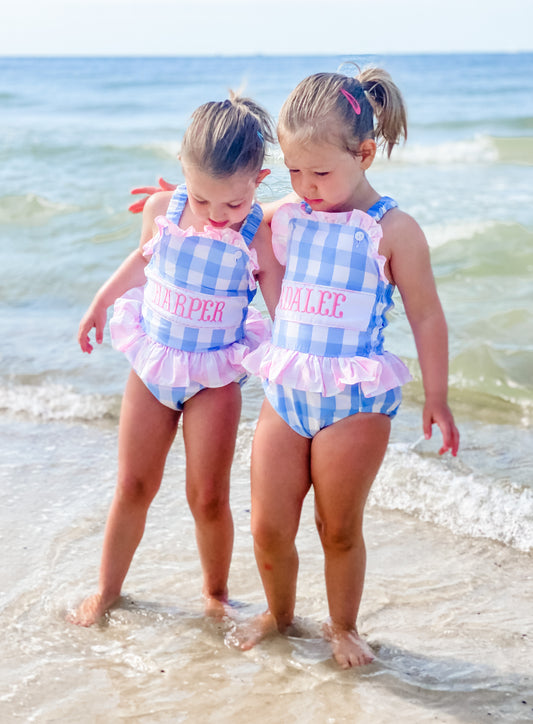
[
  {"xmin": 147, "ymin": 374, "xmax": 247, "ymax": 412},
  {"xmin": 266, "ymin": 196, "xmax": 403, "ymax": 437},
  {"xmin": 142, "ymin": 185, "xmax": 261, "ymax": 353},
  {"xmin": 146, "ymin": 379, "xmax": 204, "ymax": 411},
  {"xmin": 272, "ymin": 197, "xmax": 398, "ymax": 358},
  {"xmin": 265, "ymin": 381, "xmax": 402, "ymax": 438}
]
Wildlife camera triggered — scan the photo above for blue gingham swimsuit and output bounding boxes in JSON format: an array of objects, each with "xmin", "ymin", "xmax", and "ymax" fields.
[
  {"xmin": 110, "ymin": 185, "xmax": 269, "ymax": 410},
  {"xmin": 243, "ymin": 197, "xmax": 411, "ymax": 438}
]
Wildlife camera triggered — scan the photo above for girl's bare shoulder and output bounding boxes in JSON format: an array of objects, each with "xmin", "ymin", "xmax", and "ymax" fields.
[
  {"xmin": 138, "ymin": 190, "xmax": 174, "ymax": 247},
  {"xmin": 377, "ymin": 207, "xmax": 431, "ymax": 287},
  {"xmin": 143, "ymin": 189, "xmax": 174, "ymax": 222},
  {"xmin": 379, "ymin": 206, "xmax": 428, "ymax": 255}
]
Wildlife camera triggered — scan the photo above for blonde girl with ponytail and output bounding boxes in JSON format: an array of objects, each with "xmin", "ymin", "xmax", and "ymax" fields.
[{"xmin": 240, "ymin": 68, "xmax": 460, "ymax": 668}]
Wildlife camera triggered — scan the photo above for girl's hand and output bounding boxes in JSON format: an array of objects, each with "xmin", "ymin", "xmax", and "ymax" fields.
[
  {"xmin": 78, "ymin": 303, "xmax": 108, "ymax": 354},
  {"xmin": 422, "ymin": 400, "xmax": 460, "ymax": 457},
  {"xmin": 128, "ymin": 178, "xmax": 177, "ymax": 213}
]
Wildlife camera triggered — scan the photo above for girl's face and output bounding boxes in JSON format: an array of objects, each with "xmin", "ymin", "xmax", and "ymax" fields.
[
  {"xmin": 183, "ymin": 164, "xmax": 269, "ymax": 230},
  {"xmin": 281, "ymin": 134, "xmax": 376, "ymax": 213}
]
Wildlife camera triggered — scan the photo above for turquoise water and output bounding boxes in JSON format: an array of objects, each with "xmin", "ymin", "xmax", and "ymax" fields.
[{"xmin": 1, "ymin": 55, "xmax": 532, "ymax": 722}]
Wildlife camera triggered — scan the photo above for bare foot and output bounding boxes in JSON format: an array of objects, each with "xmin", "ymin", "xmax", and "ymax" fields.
[
  {"xmin": 66, "ymin": 593, "xmax": 116, "ymax": 627},
  {"xmin": 228, "ymin": 611, "xmax": 279, "ymax": 651},
  {"xmin": 323, "ymin": 621, "xmax": 375, "ymax": 668},
  {"xmin": 204, "ymin": 594, "xmax": 234, "ymax": 621}
]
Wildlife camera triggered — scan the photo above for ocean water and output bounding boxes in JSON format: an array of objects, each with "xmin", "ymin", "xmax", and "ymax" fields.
[{"xmin": 1, "ymin": 54, "xmax": 532, "ymax": 723}]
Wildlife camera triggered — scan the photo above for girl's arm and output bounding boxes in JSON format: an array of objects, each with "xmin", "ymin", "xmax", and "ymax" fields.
[
  {"xmin": 384, "ymin": 211, "xmax": 460, "ymax": 456},
  {"xmin": 260, "ymin": 191, "xmax": 300, "ymax": 227},
  {"xmin": 250, "ymin": 220, "xmax": 284, "ymax": 319},
  {"xmin": 78, "ymin": 191, "xmax": 172, "ymax": 353}
]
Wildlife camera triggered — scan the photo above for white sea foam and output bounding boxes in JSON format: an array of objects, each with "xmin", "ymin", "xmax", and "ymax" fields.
[
  {"xmin": 0, "ymin": 194, "xmax": 77, "ymax": 224},
  {"xmin": 373, "ymin": 443, "xmax": 533, "ymax": 552},
  {"xmin": 423, "ymin": 219, "xmax": 496, "ymax": 248},
  {"xmin": 268, "ymin": 134, "xmax": 498, "ymax": 171},
  {"xmin": 384, "ymin": 135, "xmax": 498, "ymax": 166},
  {"xmin": 0, "ymin": 383, "xmax": 115, "ymax": 422},
  {"xmin": 2, "ymin": 380, "xmax": 531, "ymax": 553}
]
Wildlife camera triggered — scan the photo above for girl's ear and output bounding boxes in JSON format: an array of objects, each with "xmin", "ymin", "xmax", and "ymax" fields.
[
  {"xmin": 359, "ymin": 139, "xmax": 377, "ymax": 169},
  {"xmin": 255, "ymin": 168, "xmax": 271, "ymax": 186}
]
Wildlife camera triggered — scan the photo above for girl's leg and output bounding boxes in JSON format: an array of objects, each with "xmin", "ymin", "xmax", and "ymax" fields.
[
  {"xmin": 68, "ymin": 371, "xmax": 180, "ymax": 626},
  {"xmin": 311, "ymin": 412, "xmax": 390, "ymax": 668},
  {"xmin": 181, "ymin": 383, "xmax": 241, "ymax": 617},
  {"xmin": 240, "ymin": 399, "xmax": 312, "ymax": 648}
]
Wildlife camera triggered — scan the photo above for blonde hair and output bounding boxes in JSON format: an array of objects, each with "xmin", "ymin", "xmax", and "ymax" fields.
[
  {"xmin": 278, "ymin": 68, "xmax": 407, "ymax": 158},
  {"xmin": 181, "ymin": 91, "xmax": 275, "ymax": 177}
]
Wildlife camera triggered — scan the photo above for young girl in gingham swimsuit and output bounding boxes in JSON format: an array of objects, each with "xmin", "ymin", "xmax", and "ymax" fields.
[
  {"xmin": 245, "ymin": 194, "xmax": 409, "ymax": 437},
  {"xmin": 69, "ymin": 94, "xmax": 283, "ymax": 627},
  {"xmin": 239, "ymin": 69, "xmax": 460, "ymax": 668},
  {"xmin": 110, "ymin": 183, "xmax": 268, "ymax": 410}
]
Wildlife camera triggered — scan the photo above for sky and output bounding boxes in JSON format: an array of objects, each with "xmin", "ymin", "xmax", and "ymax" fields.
[{"xmin": 1, "ymin": 0, "xmax": 532, "ymax": 56}]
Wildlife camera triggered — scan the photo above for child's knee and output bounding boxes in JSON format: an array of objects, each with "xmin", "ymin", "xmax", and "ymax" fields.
[
  {"xmin": 116, "ymin": 473, "xmax": 160, "ymax": 509},
  {"xmin": 188, "ymin": 485, "xmax": 230, "ymax": 523},
  {"xmin": 318, "ymin": 520, "xmax": 363, "ymax": 553},
  {"xmin": 252, "ymin": 517, "xmax": 295, "ymax": 553}
]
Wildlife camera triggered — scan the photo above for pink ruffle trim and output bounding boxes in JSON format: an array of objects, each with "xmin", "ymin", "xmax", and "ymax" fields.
[
  {"xmin": 144, "ymin": 216, "xmax": 259, "ymax": 280},
  {"xmin": 109, "ymin": 286, "xmax": 271, "ymax": 389},
  {"xmin": 242, "ymin": 342, "xmax": 412, "ymax": 398}
]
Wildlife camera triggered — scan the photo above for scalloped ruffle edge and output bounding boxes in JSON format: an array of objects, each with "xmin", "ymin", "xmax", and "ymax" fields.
[
  {"xmin": 242, "ymin": 341, "xmax": 412, "ymax": 398},
  {"xmin": 109, "ymin": 287, "xmax": 271, "ymax": 389}
]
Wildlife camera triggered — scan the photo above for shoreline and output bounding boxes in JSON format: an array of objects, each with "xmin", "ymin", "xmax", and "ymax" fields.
[{"xmin": 2, "ymin": 424, "xmax": 532, "ymax": 723}]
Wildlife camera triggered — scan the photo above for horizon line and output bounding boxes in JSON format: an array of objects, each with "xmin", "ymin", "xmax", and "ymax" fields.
[{"xmin": 1, "ymin": 49, "xmax": 532, "ymax": 59}]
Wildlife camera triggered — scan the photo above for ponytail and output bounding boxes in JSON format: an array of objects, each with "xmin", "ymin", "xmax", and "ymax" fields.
[{"xmin": 356, "ymin": 67, "xmax": 407, "ymax": 157}]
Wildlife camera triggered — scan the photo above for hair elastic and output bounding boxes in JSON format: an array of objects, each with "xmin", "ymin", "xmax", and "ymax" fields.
[
  {"xmin": 340, "ymin": 88, "xmax": 361, "ymax": 115},
  {"xmin": 257, "ymin": 130, "xmax": 264, "ymax": 144}
]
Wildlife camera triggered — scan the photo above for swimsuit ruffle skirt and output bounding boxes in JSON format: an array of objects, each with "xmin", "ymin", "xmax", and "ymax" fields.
[
  {"xmin": 243, "ymin": 201, "xmax": 412, "ymax": 397},
  {"xmin": 110, "ymin": 213, "xmax": 270, "ymax": 390}
]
